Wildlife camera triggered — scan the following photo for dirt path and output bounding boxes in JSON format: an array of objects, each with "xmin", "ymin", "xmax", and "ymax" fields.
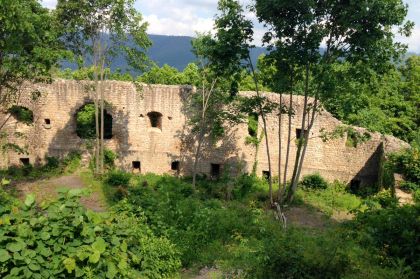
[{"xmin": 14, "ymin": 174, "xmax": 106, "ymax": 212}]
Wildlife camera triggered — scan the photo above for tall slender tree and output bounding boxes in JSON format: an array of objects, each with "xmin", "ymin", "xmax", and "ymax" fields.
[
  {"xmin": 56, "ymin": 0, "xmax": 151, "ymax": 174},
  {"xmin": 255, "ymin": 0, "xmax": 413, "ymax": 203}
]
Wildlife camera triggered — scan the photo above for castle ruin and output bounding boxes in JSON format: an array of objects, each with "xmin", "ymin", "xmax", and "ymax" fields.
[{"xmin": 0, "ymin": 80, "xmax": 408, "ymax": 187}]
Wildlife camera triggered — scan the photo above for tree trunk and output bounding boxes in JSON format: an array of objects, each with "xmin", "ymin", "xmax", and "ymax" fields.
[
  {"xmin": 192, "ymin": 129, "xmax": 205, "ymax": 189},
  {"xmin": 281, "ymin": 88, "xmax": 293, "ymax": 201},
  {"xmin": 93, "ymin": 39, "xmax": 100, "ymax": 176},
  {"xmin": 289, "ymin": 63, "xmax": 310, "ymax": 195},
  {"xmin": 99, "ymin": 47, "xmax": 105, "ymax": 175},
  {"xmin": 287, "ymin": 97, "xmax": 318, "ymax": 203},
  {"xmin": 277, "ymin": 93, "xmax": 283, "ymax": 201},
  {"xmin": 248, "ymin": 55, "xmax": 273, "ymax": 205}
]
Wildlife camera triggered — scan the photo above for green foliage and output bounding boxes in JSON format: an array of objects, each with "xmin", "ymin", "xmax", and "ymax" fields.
[
  {"xmin": 105, "ymin": 170, "xmax": 131, "ymax": 187},
  {"xmin": 370, "ymin": 190, "xmax": 399, "ymax": 209},
  {"xmin": 0, "ymin": 0, "xmax": 65, "ymax": 100},
  {"xmin": 137, "ymin": 64, "xmax": 200, "ymax": 85},
  {"xmin": 247, "ymin": 113, "xmax": 258, "ymax": 138},
  {"xmin": 0, "ymin": 190, "xmax": 180, "ymax": 278},
  {"xmin": 400, "ymin": 181, "xmax": 419, "ymax": 192},
  {"xmin": 295, "ymin": 180, "xmax": 364, "ymax": 215},
  {"xmin": 56, "ymin": 0, "xmax": 151, "ymax": 73},
  {"xmin": 351, "ymin": 205, "xmax": 420, "ymax": 273},
  {"xmin": 389, "ymin": 147, "xmax": 420, "ymax": 186},
  {"xmin": 299, "ymin": 173, "xmax": 328, "ymax": 190},
  {"xmin": 103, "ymin": 149, "xmax": 116, "ymax": 168},
  {"xmin": 0, "ymin": 152, "xmax": 81, "ymax": 182},
  {"xmin": 57, "ymin": 67, "xmax": 134, "ymax": 81},
  {"xmin": 321, "ymin": 57, "xmax": 419, "ymax": 143},
  {"xmin": 75, "ymin": 104, "xmax": 112, "ymax": 140},
  {"xmin": 110, "ymin": 172, "xmax": 413, "ymax": 278},
  {"xmin": 320, "ymin": 126, "xmax": 371, "ymax": 148},
  {"xmin": 7, "ymin": 106, "xmax": 34, "ymax": 125}
]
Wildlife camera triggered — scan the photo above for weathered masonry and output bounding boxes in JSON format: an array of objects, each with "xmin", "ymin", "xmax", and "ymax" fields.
[{"xmin": 0, "ymin": 80, "xmax": 408, "ymax": 186}]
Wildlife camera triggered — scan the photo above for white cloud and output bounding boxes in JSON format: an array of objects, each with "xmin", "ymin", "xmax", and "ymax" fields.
[{"xmin": 40, "ymin": 0, "xmax": 420, "ymax": 52}]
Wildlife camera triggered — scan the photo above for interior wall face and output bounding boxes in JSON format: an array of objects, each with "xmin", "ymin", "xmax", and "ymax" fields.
[{"xmin": 0, "ymin": 81, "xmax": 408, "ymax": 185}]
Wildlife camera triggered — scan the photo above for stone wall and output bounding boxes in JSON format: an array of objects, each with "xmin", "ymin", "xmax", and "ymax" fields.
[{"xmin": 0, "ymin": 80, "xmax": 409, "ymax": 186}]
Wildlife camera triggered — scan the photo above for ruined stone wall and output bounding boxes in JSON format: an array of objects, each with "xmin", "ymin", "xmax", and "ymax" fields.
[{"xmin": 0, "ymin": 80, "xmax": 409, "ymax": 186}]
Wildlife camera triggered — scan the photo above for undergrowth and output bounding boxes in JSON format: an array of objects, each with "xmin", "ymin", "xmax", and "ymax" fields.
[{"xmin": 0, "ymin": 151, "xmax": 81, "ymax": 182}]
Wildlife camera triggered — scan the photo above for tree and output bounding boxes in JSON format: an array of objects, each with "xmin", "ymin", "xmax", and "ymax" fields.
[
  {"xmin": 56, "ymin": 0, "xmax": 151, "ymax": 175},
  {"xmin": 255, "ymin": 0, "xmax": 413, "ymax": 203},
  {"xmin": 0, "ymin": 0, "xmax": 63, "ymax": 131},
  {"xmin": 189, "ymin": 34, "xmax": 241, "ymax": 188}
]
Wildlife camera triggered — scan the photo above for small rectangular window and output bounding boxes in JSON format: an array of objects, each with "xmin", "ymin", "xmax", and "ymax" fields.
[
  {"xmin": 20, "ymin": 158, "xmax": 30, "ymax": 166},
  {"xmin": 296, "ymin": 128, "xmax": 308, "ymax": 140},
  {"xmin": 132, "ymin": 161, "xmax": 141, "ymax": 170},
  {"xmin": 44, "ymin": 119, "xmax": 51, "ymax": 125},
  {"xmin": 171, "ymin": 161, "xmax": 180, "ymax": 171},
  {"xmin": 211, "ymin": 164, "xmax": 221, "ymax": 178},
  {"xmin": 262, "ymin": 171, "xmax": 271, "ymax": 180}
]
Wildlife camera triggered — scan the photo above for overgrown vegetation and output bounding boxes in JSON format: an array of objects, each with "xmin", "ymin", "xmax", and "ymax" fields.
[
  {"xmin": 0, "ymin": 190, "xmax": 180, "ymax": 278},
  {"xmin": 98, "ymin": 172, "xmax": 419, "ymax": 278},
  {"xmin": 0, "ymin": 152, "xmax": 81, "ymax": 182}
]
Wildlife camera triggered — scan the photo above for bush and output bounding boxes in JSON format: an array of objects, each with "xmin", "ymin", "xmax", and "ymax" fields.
[
  {"xmin": 300, "ymin": 173, "xmax": 328, "ymax": 190},
  {"xmin": 0, "ymin": 152, "xmax": 81, "ymax": 182},
  {"xmin": 351, "ymin": 205, "xmax": 420, "ymax": 273},
  {"xmin": 371, "ymin": 190, "xmax": 398, "ymax": 208},
  {"xmin": 400, "ymin": 181, "xmax": 419, "ymax": 192},
  {"xmin": 389, "ymin": 147, "xmax": 420, "ymax": 184},
  {"xmin": 0, "ymin": 190, "xmax": 181, "ymax": 278},
  {"xmin": 106, "ymin": 170, "xmax": 131, "ymax": 187},
  {"xmin": 104, "ymin": 149, "xmax": 117, "ymax": 168}
]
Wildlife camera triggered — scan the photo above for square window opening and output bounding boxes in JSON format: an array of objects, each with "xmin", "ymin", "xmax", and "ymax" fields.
[
  {"xmin": 262, "ymin": 171, "xmax": 271, "ymax": 180},
  {"xmin": 44, "ymin": 119, "xmax": 51, "ymax": 125},
  {"xmin": 132, "ymin": 161, "xmax": 141, "ymax": 170},
  {"xmin": 211, "ymin": 163, "xmax": 221, "ymax": 178},
  {"xmin": 20, "ymin": 158, "xmax": 30, "ymax": 166},
  {"xmin": 171, "ymin": 161, "xmax": 180, "ymax": 171}
]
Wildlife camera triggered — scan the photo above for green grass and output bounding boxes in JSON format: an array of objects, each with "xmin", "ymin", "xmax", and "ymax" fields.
[{"xmin": 294, "ymin": 181, "xmax": 364, "ymax": 216}]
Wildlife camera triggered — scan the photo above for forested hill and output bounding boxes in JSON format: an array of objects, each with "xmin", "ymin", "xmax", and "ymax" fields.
[
  {"xmin": 62, "ymin": 34, "xmax": 267, "ymax": 72},
  {"xmin": 148, "ymin": 34, "xmax": 267, "ymax": 70}
]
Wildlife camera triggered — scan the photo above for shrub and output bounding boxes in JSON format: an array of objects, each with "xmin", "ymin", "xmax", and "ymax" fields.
[
  {"xmin": 8, "ymin": 106, "xmax": 33, "ymax": 124},
  {"xmin": 104, "ymin": 149, "xmax": 117, "ymax": 168},
  {"xmin": 106, "ymin": 170, "xmax": 131, "ymax": 187},
  {"xmin": 389, "ymin": 147, "xmax": 420, "ymax": 184},
  {"xmin": 0, "ymin": 190, "xmax": 181, "ymax": 278},
  {"xmin": 371, "ymin": 190, "xmax": 398, "ymax": 208},
  {"xmin": 45, "ymin": 156, "xmax": 60, "ymax": 170},
  {"xmin": 399, "ymin": 181, "xmax": 419, "ymax": 192},
  {"xmin": 300, "ymin": 173, "xmax": 328, "ymax": 190},
  {"xmin": 351, "ymin": 205, "xmax": 420, "ymax": 273}
]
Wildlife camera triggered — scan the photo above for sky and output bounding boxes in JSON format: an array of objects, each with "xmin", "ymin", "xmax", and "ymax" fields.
[{"xmin": 41, "ymin": 0, "xmax": 420, "ymax": 53}]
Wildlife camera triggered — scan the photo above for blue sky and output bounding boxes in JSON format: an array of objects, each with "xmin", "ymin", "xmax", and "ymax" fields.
[{"xmin": 42, "ymin": 0, "xmax": 420, "ymax": 53}]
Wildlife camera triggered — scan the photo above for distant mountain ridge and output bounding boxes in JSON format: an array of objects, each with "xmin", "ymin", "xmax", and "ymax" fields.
[{"xmin": 62, "ymin": 34, "xmax": 267, "ymax": 74}]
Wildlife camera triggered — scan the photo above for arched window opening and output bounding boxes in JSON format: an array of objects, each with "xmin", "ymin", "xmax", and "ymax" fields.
[
  {"xmin": 147, "ymin": 111, "xmax": 163, "ymax": 130},
  {"xmin": 248, "ymin": 113, "xmax": 258, "ymax": 137},
  {"xmin": 75, "ymin": 103, "xmax": 113, "ymax": 139},
  {"xmin": 8, "ymin": 106, "xmax": 33, "ymax": 124}
]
